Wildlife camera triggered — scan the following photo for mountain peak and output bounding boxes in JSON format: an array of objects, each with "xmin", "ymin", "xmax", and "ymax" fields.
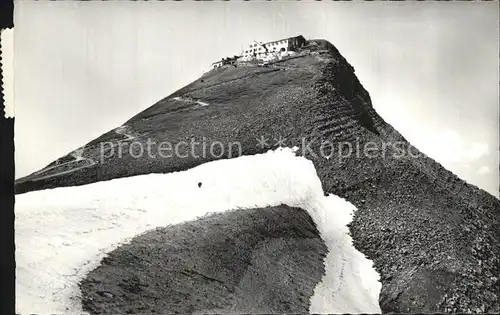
[{"xmin": 15, "ymin": 37, "xmax": 500, "ymax": 313}]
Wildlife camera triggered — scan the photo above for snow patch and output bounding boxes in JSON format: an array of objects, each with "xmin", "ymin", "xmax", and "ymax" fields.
[
  {"xmin": 114, "ymin": 125, "xmax": 137, "ymax": 140},
  {"xmin": 173, "ymin": 96, "xmax": 209, "ymax": 107},
  {"xmin": 70, "ymin": 147, "xmax": 85, "ymax": 161},
  {"xmin": 308, "ymin": 196, "xmax": 382, "ymax": 313},
  {"xmin": 15, "ymin": 147, "xmax": 381, "ymax": 314}
]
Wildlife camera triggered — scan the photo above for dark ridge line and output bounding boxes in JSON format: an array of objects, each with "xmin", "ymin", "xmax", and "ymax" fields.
[
  {"xmin": 363, "ymin": 103, "xmax": 499, "ymax": 205},
  {"xmin": 0, "ymin": 17, "xmax": 15, "ymax": 315}
]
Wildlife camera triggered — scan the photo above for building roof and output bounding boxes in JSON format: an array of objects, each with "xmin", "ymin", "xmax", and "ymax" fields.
[
  {"xmin": 264, "ymin": 35, "xmax": 305, "ymax": 45},
  {"xmin": 210, "ymin": 55, "xmax": 241, "ymax": 66},
  {"xmin": 243, "ymin": 35, "xmax": 305, "ymax": 51}
]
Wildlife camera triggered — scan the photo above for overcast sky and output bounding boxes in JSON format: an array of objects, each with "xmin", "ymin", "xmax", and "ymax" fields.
[{"xmin": 12, "ymin": 0, "xmax": 499, "ymax": 197}]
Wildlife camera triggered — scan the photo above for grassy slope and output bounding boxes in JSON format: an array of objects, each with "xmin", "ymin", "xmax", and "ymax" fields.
[{"xmin": 16, "ymin": 40, "xmax": 500, "ymax": 313}]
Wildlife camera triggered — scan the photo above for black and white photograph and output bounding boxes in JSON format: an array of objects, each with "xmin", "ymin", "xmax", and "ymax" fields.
[{"xmin": 2, "ymin": 0, "xmax": 499, "ymax": 314}]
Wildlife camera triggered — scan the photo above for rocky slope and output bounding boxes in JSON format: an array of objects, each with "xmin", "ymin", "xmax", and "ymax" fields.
[
  {"xmin": 15, "ymin": 39, "xmax": 500, "ymax": 313},
  {"xmin": 80, "ymin": 206, "xmax": 327, "ymax": 314}
]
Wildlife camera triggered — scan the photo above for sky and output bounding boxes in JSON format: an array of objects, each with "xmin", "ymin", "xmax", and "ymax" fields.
[{"xmin": 11, "ymin": 0, "xmax": 499, "ymax": 197}]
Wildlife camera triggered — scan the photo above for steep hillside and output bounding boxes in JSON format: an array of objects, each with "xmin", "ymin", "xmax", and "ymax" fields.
[
  {"xmin": 15, "ymin": 39, "xmax": 500, "ymax": 313},
  {"xmin": 80, "ymin": 206, "xmax": 328, "ymax": 314}
]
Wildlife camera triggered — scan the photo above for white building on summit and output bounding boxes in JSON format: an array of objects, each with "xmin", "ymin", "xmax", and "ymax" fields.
[
  {"xmin": 240, "ymin": 35, "xmax": 306, "ymax": 61},
  {"xmin": 207, "ymin": 35, "xmax": 307, "ymax": 71}
]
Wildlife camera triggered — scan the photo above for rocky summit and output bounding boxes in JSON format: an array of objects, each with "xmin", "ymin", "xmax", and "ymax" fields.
[{"xmin": 16, "ymin": 38, "xmax": 500, "ymax": 313}]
